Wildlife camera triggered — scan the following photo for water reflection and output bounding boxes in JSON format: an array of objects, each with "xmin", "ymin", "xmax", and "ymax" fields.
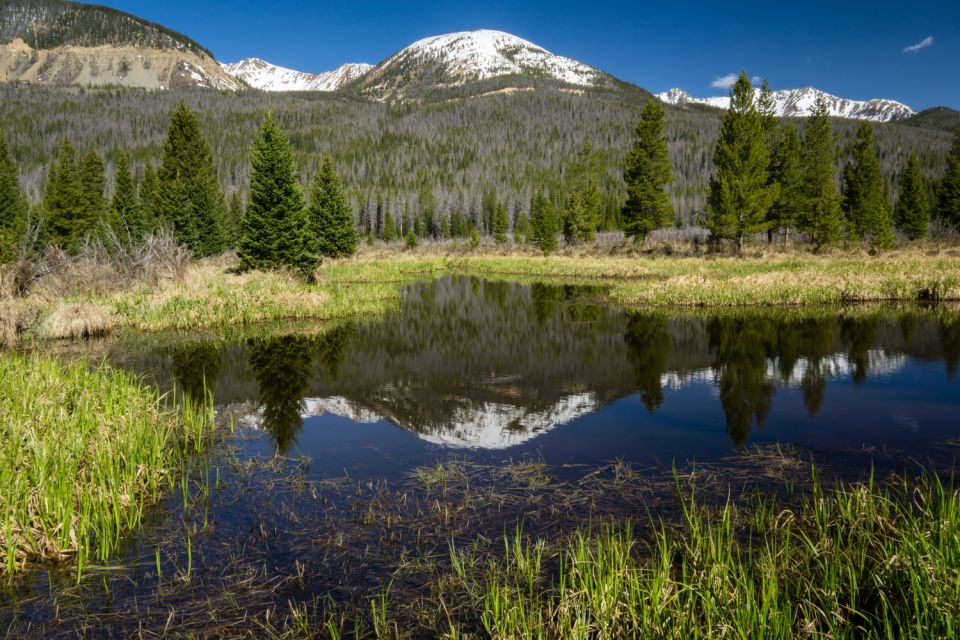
[{"xmin": 123, "ymin": 277, "xmax": 960, "ymax": 455}]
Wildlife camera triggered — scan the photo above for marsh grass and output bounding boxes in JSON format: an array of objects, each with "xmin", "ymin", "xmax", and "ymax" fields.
[
  {"xmin": 0, "ymin": 353, "xmax": 214, "ymax": 575},
  {"xmin": 414, "ymin": 470, "xmax": 960, "ymax": 639}
]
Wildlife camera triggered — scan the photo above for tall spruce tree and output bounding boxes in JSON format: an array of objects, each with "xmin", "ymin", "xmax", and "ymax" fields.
[
  {"xmin": 156, "ymin": 102, "xmax": 226, "ymax": 256},
  {"xmin": 0, "ymin": 131, "xmax": 28, "ymax": 262},
  {"xmin": 842, "ymin": 122, "xmax": 894, "ymax": 249},
  {"xmin": 800, "ymin": 96, "xmax": 844, "ymax": 248},
  {"xmin": 530, "ymin": 192, "xmax": 559, "ymax": 253},
  {"xmin": 562, "ymin": 142, "xmax": 602, "ymax": 243},
  {"xmin": 935, "ymin": 126, "xmax": 960, "ymax": 229},
  {"xmin": 622, "ymin": 99, "xmax": 673, "ymax": 240},
  {"xmin": 706, "ymin": 72, "xmax": 778, "ymax": 252},
  {"xmin": 42, "ymin": 141, "xmax": 83, "ymax": 252},
  {"xmin": 757, "ymin": 80, "xmax": 779, "ymax": 146},
  {"xmin": 77, "ymin": 150, "xmax": 106, "ymax": 241},
  {"xmin": 381, "ymin": 210, "xmax": 398, "ymax": 242},
  {"xmin": 895, "ymin": 153, "xmax": 929, "ymax": 240},
  {"xmin": 224, "ymin": 190, "xmax": 245, "ymax": 248},
  {"xmin": 238, "ymin": 112, "xmax": 318, "ymax": 274},
  {"xmin": 108, "ymin": 151, "xmax": 145, "ymax": 246},
  {"xmin": 513, "ymin": 209, "xmax": 531, "ymax": 244},
  {"xmin": 767, "ymin": 125, "xmax": 803, "ymax": 244},
  {"xmin": 492, "ymin": 202, "xmax": 509, "ymax": 243},
  {"xmin": 308, "ymin": 155, "xmax": 357, "ymax": 258},
  {"xmin": 139, "ymin": 162, "xmax": 159, "ymax": 230}
]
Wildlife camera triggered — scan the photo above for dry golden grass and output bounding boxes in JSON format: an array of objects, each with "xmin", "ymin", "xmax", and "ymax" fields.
[{"xmin": 40, "ymin": 303, "xmax": 113, "ymax": 340}]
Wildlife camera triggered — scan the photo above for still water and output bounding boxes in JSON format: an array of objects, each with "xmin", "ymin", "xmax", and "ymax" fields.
[
  {"xmin": 5, "ymin": 276, "xmax": 960, "ymax": 636},
  {"xmin": 111, "ymin": 275, "xmax": 960, "ymax": 477}
]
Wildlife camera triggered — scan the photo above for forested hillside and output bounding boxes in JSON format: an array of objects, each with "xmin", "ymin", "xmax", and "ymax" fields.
[
  {"xmin": 0, "ymin": 0, "xmax": 212, "ymax": 56},
  {"xmin": 0, "ymin": 81, "xmax": 952, "ymax": 233}
]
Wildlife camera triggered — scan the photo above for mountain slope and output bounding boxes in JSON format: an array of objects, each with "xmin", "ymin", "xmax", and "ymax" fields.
[
  {"xmin": 658, "ymin": 86, "xmax": 914, "ymax": 122},
  {"xmin": 222, "ymin": 58, "xmax": 373, "ymax": 92},
  {"xmin": 0, "ymin": 0, "xmax": 239, "ymax": 90},
  {"xmin": 349, "ymin": 29, "xmax": 612, "ymax": 100}
]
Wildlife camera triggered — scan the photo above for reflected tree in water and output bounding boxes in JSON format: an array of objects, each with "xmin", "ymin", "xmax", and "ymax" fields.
[
  {"xmin": 840, "ymin": 315, "xmax": 880, "ymax": 386},
  {"xmin": 941, "ymin": 314, "xmax": 960, "ymax": 382},
  {"xmin": 248, "ymin": 335, "xmax": 314, "ymax": 455},
  {"xmin": 708, "ymin": 317, "xmax": 776, "ymax": 446},
  {"xmin": 624, "ymin": 313, "xmax": 672, "ymax": 412},
  {"xmin": 315, "ymin": 323, "xmax": 356, "ymax": 380},
  {"xmin": 170, "ymin": 342, "xmax": 223, "ymax": 402},
  {"xmin": 775, "ymin": 318, "xmax": 836, "ymax": 417}
]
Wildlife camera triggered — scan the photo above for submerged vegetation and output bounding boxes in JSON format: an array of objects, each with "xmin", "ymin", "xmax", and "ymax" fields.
[
  {"xmin": 0, "ymin": 353, "xmax": 213, "ymax": 574},
  {"xmin": 346, "ymin": 467, "xmax": 960, "ymax": 639}
]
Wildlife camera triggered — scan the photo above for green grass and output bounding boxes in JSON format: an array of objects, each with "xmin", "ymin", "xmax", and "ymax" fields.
[
  {"xmin": 9, "ymin": 248, "xmax": 960, "ymax": 341},
  {"xmin": 0, "ymin": 353, "xmax": 214, "ymax": 575},
  {"xmin": 438, "ymin": 472, "xmax": 960, "ymax": 639},
  {"xmin": 278, "ymin": 468, "xmax": 960, "ymax": 639}
]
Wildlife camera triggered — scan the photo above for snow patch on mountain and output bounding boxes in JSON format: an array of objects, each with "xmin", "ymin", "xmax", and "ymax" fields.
[
  {"xmin": 221, "ymin": 57, "xmax": 373, "ymax": 92},
  {"xmin": 657, "ymin": 87, "xmax": 915, "ymax": 122}
]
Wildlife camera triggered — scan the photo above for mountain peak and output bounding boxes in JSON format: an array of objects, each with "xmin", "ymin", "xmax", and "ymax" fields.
[
  {"xmin": 351, "ymin": 29, "xmax": 607, "ymax": 100},
  {"xmin": 221, "ymin": 57, "xmax": 372, "ymax": 92},
  {"xmin": 657, "ymin": 86, "xmax": 915, "ymax": 122}
]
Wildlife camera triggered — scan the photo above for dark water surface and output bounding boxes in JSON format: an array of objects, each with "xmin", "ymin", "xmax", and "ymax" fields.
[
  {"xmin": 114, "ymin": 275, "xmax": 960, "ymax": 474},
  {"xmin": 4, "ymin": 276, "xmax": 960, "ymax": 636}
]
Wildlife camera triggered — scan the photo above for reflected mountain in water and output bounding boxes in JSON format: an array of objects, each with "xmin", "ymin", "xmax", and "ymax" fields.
[{"xmin": 107, "ymin": 276, "xmax": 960, "ymax": 453}]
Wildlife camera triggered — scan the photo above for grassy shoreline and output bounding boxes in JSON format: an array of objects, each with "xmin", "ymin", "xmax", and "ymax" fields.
[
  {"xmin": 4, "ymin": 245, "xmax": 960, "ymax": 343},
  {"xmin": 0, "ymin": 353, "xmax": 214, "ymax": 575}
]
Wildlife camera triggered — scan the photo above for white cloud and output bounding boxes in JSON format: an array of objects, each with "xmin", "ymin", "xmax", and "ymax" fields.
[
  {"xmin": 710, "ymin": 73, "xmax": 738, "ymax": 89},
  {"xmin": 903, "ymin": 36, "xmax": 934, "ymax": 53},
  {"xmin": 751, "ymin": 75, "xmax": 764, "ymax": 85}
]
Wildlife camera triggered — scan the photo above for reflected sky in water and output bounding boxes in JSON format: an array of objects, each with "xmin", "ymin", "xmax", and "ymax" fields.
[{"xmin": 104, "ymin": 276, "xmax": 960, "ymax": 479}]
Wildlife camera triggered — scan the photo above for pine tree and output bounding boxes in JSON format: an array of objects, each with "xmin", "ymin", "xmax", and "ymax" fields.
[
  {"xmin": 767, "ymin": 125, "xmax": 803, "ymax": 243},
  {"xmin": 156, "ymin": 101, "xmax": 226, "ymax": 256},
  {"xmin": 563, "ymin": 142, "xmax": 602, "ymax": 243},
  {"xmin": 757, "ymin": 80, "xmax": 779, "ymax": 146},
  {"xmin": 237, "ymin": 112, "xmax": 318, "ymax": 274},
  {"xmin": 381, "ymin": 209, "xmax": 398, "ymax": 242},
  {"xmin": 800, "ymin": 96, "xmax": 843, "ymax": 248},
  {"xmin": 895, "ymin": 153, "xmax": 929, "ymax": 240},
  {"xmin": 0, "ymin": 131, "xmax": 28, "ymax": 262},
  {"xmin": 404, "ymin": 227, "xmax": 418, "ymax": 249},
  {"xmin": 76, "ymin": 150, "xmax": 106, "ymax": 242},
  {"xmin": 622, "ymin": 98, "xmax": 673, "ymax": 240},
  {"xmin": 139, "ymin": 162, "xmax": 159, "ymax": 230},
  {"xmin": 530, "ymin": 192, "xmax": 559, "ymax": 253},
  {"xmin": 935, "ymin": 127, "xmax": 960, "ymax": 229},
  {"xmin": 223, "ymin": 190, "xmax": 245, "ymax": 249},
  {"xmin": 842, "ymin": 122, "xmax": 894, "ymax": 249},
  {"xmin": 492, "ymin": 202, "xmax": 509, "ymax": 243},
  {"xmin": 513, "ymin": 209, "xmax": 531, "ymax": 244},
  {"xmin": 108, "ymin": 151, "xmax": 145, "ymax": 245},
  {"xmin": 706, "ymin": 72, "xmax": 778, "ymax": 252},
  {"xmin": 308, "ymin": 155, "xmax": 357, "ymax": 258},
  {"xmin": 42, "ymin": 141, "xmax": 83, "ymax": 252}
]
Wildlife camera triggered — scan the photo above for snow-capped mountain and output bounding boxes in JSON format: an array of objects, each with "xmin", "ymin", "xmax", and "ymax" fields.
[
  {"xmin": 221, "ymin": 57, "xmax": 373, "ymax": 92},
  {"xmin": 353, "ymin": 29, "xmax": 609, "ymax": 99},
  {"xmin": 657, "ymin": 86, "xmax": 915, "ymax": 122}
]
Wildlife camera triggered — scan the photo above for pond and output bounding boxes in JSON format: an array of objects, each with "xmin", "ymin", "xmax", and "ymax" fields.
[{"xmin": 4, "ymin": 275, "xmax": 960, "ymax": 636}]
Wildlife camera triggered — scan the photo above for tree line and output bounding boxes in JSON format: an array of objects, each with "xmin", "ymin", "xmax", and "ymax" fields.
[
  {"xmin": 3, "ymin": 77, "xmax": 960, "ymax": 262},
  {"xmin": 0, "ymin": 102, "xmax": 356, "ymax": 268},
  {"xmin": 618, "ymin": 72, "xmax": 960, "ymax": 252},
  {"xmin": 1, "ymin": 81, "xmax": 954, "ymax": 244}
]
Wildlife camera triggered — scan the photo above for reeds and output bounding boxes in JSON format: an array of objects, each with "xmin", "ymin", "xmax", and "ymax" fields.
[
  {"xmin": 435, "ymin": 471, "xmax": 960, "ymax": 639},
  {"xmin": 0, "ymin": 353, "xmax": 214, "ymax": 575}
]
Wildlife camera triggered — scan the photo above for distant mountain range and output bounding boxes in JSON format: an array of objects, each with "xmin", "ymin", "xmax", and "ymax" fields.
[
  {"xmin": 221, "ymin": 58, "xmax": 372, "ymax": 92},
  {"xmin": 657, "ymin": 87, "xmax": 915, "ymax": 122},
  {"xmin": 0, "ymin": 0, "xmax": 956, "ymax": 126}
]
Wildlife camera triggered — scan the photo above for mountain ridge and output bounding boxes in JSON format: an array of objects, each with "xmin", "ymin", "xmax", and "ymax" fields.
[
  {"xmin": 658, "ymin": 86, "xmax": 915, "ymax": 122},
  {"xmin": 221, "ymin": 58, "xmax": 373, "ymax": 92}
]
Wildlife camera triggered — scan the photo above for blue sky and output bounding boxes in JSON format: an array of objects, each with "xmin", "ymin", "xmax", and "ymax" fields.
[{"xmin": 105, "ymin": 0, "xmax": 958, "ymax": 109}]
